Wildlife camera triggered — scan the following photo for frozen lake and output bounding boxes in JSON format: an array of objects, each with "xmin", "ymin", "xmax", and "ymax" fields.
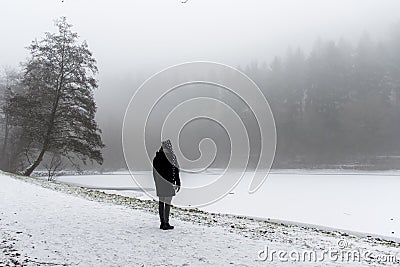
[{"xmin": 56, "ymin": 170, "xmax": 400, "ymax": 242}]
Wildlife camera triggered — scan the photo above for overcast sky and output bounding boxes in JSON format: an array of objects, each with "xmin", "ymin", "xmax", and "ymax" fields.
[{"xmin": 1, "ymin": 0, "xmax": 400, "ymax": 73}]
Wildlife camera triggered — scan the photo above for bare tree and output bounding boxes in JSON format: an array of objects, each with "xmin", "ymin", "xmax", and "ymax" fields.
[
  {"xmin": 43, "ymin": 152, "xmax": 65, "ymax": 181},
  {"xmin": 0, "ymin": 69, "xmax": 24, "ymax": 171}
]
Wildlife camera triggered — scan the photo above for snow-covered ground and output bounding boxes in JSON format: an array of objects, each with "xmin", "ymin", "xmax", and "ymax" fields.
[
  {"xmin": 55, "ymin": 170, "xmax": 400, "ymax": 242},
  {"xmin": 1, "ymin": 171, "xmax": 399, "ymax": 266}
]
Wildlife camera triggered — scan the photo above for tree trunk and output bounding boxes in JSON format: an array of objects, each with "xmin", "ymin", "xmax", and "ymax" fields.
[
  {"xmin": 23, "ymin": 98, "xmax": 60, "ymax": 176},
  {"xmin": 0, "ymin": 114, "xmax": 10, "ymax": 169},
  {"xmin": 23, "ymin": 146, "xmax": 46, "ymax": 176},
  {"xmin": 23, "ymin": 38, "xmax": 66, "ymax": 176}
]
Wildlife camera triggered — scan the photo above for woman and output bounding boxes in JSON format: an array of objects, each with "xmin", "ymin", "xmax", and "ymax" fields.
[{"xmin": 152, "ymin": 139, "xmax": 181, "ymax": 230}]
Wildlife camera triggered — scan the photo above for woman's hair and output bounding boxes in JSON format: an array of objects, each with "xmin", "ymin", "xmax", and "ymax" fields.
[{"xmin": 161, "ymin": 139, "xmax": 173, "ymax": 152}]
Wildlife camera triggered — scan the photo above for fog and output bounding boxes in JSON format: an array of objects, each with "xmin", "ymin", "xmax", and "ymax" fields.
[
  {"xmin": 1, "ymin": 0, "xmax": 400, "ymax": 170},
  {"xmin": 2, "ymin": 0, "xmax": 400, "ymax": 68}
]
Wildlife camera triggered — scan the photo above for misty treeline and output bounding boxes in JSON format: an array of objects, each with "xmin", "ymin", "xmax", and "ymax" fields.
[
  {"xmin": 142, "ymin": 25, "xmax": 400, "ymax": 170},
  {"xmin": 0, "ymin": 17, "xmax": 104, "ymax": 176},
  {"xmin": 243, "ymin": 25, "xmax": 400, "ymax": 168},
  {"xmin": 79, "ymin": 24, "xmax": 400, "ymax": 171}
]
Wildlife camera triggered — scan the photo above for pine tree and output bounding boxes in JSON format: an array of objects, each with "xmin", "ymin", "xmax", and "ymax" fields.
[{"xmin": 20, "ymin": 17, "xmax": 104, "ymax": 176}]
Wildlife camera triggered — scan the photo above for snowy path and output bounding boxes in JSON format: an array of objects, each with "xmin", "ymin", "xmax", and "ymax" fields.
[
  {"xmin": 1, "ymin": 172, "xmax": 399, "ymax": 266},
  {"xmin": 56, "ymin": 171, "xmax": 400, "ymax": 241}
]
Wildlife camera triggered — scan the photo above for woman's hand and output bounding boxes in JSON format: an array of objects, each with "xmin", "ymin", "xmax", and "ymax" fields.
[{"xmin": 174, "ymin": 185, "xmax": 181, "ymax": 193}]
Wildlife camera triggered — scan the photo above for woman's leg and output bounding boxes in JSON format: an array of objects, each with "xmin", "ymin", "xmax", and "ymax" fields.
[
  {"xmin": 163, "ymin": 197, "xmax": 173, "ymax": 228},
  {"xmin": 164, "ymin": 197, "xmax": 172, "ymax": 223},
  {"xmin": 158, "ymin": 197, "xmax": 166, "ymax": 225}
]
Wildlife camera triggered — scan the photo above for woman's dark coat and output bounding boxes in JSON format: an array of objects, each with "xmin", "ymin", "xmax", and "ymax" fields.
[{"xmin": 153, "ymin": 148, "xmax": 181, "ymax": 197}]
